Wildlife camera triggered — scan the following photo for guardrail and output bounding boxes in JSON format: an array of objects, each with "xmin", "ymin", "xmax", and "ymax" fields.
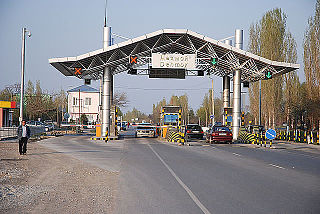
[{"xmin": 0, "ymin": 126, "xmax": 46, "ymax": 141}]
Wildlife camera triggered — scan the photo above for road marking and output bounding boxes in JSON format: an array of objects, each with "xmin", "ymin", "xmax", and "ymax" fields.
[
  {"xmin": 148, "ymin": 144, "xmax": 211, "ymax": 214},
  {"xmin": 232, "ymin": 153, "xmax": 241, "ymax": 156},
  {"xmin": 269, "ymin": 164, "xmax": 285, "ymax": 169}
]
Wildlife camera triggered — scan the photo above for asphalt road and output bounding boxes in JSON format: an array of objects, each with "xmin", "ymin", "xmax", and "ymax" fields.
[{"xmin": 40, "ymin": 129, "xmax": 320, "ymax": 214}]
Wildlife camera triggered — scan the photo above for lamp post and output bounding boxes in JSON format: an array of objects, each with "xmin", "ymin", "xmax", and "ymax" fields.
[{"xmin": 19, "ymin": 28, "xmax": 31, "ymax": 125}]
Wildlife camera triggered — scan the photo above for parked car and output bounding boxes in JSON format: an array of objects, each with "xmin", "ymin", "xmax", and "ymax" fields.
[
  {"xmin": 135, "ymin": 125, "xmax": 156, "ymax": 138},
  {"xmin": 186, "ymin": 124, "xmax": 204, "ymax": 139},
  {"xmin": 206, "ymin": 126, "xmax": 233, "ymax": 144}
]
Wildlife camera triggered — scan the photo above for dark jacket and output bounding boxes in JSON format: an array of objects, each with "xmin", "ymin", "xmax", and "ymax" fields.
[{"xmin": 17, "ymin": 125, "xmax": 31, "ymax": 139}]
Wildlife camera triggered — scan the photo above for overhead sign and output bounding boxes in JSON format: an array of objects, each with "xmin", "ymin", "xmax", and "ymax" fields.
[
  {"xmin": 265, "ymin": 129, "xmax": 276, "ymax": 140},
  {"xmin": 152, "ymin": 53, "xmax": 196, "ymax": 70}
]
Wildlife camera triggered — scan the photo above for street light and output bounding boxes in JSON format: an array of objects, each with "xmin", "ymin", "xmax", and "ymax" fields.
[{"xmin": 19, "ymin": 27, "xmax": 31, "ymax": 124}]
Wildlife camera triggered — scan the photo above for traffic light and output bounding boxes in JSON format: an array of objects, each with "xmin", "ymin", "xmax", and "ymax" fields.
[
  {"xmin": 210, "ymin": 57, "xmax": 218, "ymax": 66},
  {"xmin": 129, "ymin": 56, "xmax": 138, "ymax": 65},
  {"xmin": 265, "ymin": 70, "xmax": 272, "ymax": 79},
  {"xmin": 241, "ymin": 112, "xmax": 245, "ymax": 127},
  {"xmin": 243, "ymin": 81, "xmax": 249, "ymax": 88},
  {"xmin": 198, "ymin": 70, "xmax": 204, "ymax": 76}
]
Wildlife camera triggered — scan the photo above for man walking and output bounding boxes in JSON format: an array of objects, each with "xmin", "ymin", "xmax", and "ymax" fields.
[{"xmin": 17, "ymin": 120, "xmax": 31, "ymax": 155}]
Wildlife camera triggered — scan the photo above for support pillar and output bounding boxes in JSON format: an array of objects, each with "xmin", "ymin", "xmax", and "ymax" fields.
[
  {"xmin": 232, "ymin": 29, "xmax": 243, "ymax": 141},
  {"xmin": 223, "ymin": 76, "xmax": 230, "ymax": 124},
  {"xmin": 101, "ymin": 25, "xmax": 112, "ymax": 137},
  {"xmin": 223, "ymin": 39, "xmax": 232, "ymax": 125},
  {"xmin": 102, "ymin": 66, "xmax": 111, "ymax": 137}
]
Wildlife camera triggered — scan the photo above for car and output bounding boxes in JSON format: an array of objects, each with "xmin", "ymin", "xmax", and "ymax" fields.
[
  {"xmin": 135, "ymin": 125, "xmax": 156, "ymax": 138},
  {"xmin": 206, "ymin": 126, "xmax": 233, "ymax": 144},
  {"xmin": 186, "ymin": 124, "xmax": 204, "ymax": 139}
]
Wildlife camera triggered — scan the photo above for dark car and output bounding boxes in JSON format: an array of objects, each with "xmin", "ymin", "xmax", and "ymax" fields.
[
  {"xmin": 206, "ymin": 126, "xmax": 233, "ymax": 144},
  {"xmin": 186, "ymin": 124, "xmax": 204, "ymax": 139}
]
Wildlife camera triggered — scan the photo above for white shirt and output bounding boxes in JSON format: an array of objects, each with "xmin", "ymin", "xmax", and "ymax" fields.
[{"xmin": 22, "ymin": 126, "xmax": 27, "ymax": 137}]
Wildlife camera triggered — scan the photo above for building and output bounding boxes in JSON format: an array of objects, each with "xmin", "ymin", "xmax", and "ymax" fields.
[
  {"xmin": 67, "ymin": 85, "xmax": 99, "ymax": 123},
  {"xmin": 0, "ymin": 101, "xmax": 16, "ymax": 127}
]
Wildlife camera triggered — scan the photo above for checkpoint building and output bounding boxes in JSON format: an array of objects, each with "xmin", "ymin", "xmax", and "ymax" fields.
[
  {"xmin": 67, "ymin": 85, "xmax": 99, "ymax": 124},
  {"xmin": 49, "ymin": 28, "xmax": 299, "ymax": 140}
]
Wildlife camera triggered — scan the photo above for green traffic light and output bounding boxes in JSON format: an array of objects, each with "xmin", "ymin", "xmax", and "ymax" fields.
[
  {"xmin": 211, "ymin": 58, "xmax": 217, "ymax": 65},
  {"xmin": 266, "ymin": 71, "xmax": 272, "ymax": 79}
]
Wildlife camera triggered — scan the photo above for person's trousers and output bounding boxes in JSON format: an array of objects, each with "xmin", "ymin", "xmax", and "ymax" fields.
[{"xmin": 19, "ymin": 137, "xmax": 28, "ymax": 154}]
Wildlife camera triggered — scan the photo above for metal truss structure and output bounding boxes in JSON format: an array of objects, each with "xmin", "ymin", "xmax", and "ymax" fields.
[{"xmin": 49, "ymin": 29, "xmax": 299, "ymax": 82}]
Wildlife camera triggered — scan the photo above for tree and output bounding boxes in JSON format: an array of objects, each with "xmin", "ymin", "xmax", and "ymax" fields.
[
  {"xmin": 123, "ymin": 108, "xmax": 149, "ymax": 122},
  {"xmin": 80, "ymin": 114, "xmax": 88, "ymax": 125},
  {"xmin": 196, "ymin": 90, "xmax": 223, "ymax": 126},
  {"xmin": 248, "ymin": 8, "xmax": 297, "ymax": 128},
  {"xmin": 114, "ymin": 92, "xmax": 129, "ymax": 107},
  {"xmin": 304, "ymin": 0, "xmax": 320, "ymax": 131}
]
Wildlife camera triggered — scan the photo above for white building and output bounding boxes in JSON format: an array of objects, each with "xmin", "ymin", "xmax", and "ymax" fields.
[{"xmin": 67, "ymin": 85, "xmax": 99, "ymax": 123}]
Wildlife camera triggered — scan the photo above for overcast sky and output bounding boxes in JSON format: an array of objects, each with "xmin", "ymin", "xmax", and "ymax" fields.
[{"xmin": 0, "ymin": 0, "xmax": 315, "ymax": 114}]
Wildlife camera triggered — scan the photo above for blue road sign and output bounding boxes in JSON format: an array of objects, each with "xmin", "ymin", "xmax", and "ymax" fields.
[
  {"xmin": 210, "ymin": 115, "xmax": 214, "ymax": 119},
  {"xmin": 265, "ymin": 129, "xmax": 276, "ymax": 140},
  {"xmin": 227, "ymin": 116, "xmax": 232, "ymax": 122}
]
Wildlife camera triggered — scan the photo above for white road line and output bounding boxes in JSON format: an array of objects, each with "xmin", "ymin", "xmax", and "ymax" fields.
[
  {"xmin": 232, "ymin": 153, "xmax": 241, "ymax": 156},
  {"xmin": 269, "ymin": 164, "xmax": 285, "ymax": 169},
  {"xmin": 148, "ymin": 144, "xmax": 211, "ymax": 214}
]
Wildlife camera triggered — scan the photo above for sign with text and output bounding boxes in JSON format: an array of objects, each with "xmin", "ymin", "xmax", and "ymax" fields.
[{"xmin": 152, "ymin": 53, "xmax": 196, "ymax": 70}]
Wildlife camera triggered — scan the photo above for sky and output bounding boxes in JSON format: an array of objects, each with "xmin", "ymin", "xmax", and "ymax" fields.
[{"xmin": 0, "ymin": 0, "xmax": 316, "ymax": 114}]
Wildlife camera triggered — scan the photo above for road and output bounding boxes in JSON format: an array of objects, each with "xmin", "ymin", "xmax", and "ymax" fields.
[{"xmin": 40, "ymin": 128, "xmax": 320, "ymax": 214}]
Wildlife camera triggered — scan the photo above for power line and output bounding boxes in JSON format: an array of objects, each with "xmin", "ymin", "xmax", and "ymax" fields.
[{"xmin": 114, "ymin": 86, "xmax": 212, "ymax": 91}]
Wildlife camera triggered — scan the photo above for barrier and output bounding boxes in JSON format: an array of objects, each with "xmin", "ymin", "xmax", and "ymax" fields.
[{"xmin": 238, "ymin": 130, "xmax": 255, "ymax": 144}]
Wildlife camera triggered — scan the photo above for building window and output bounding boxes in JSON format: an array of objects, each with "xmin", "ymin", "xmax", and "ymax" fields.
[
  {"xmin": 73, "ymin": 97, "xmax": 77, "ymax": 106},
  {"xmin": 85, "ymin": 97, "xmax": 91, "ymax": 105}
]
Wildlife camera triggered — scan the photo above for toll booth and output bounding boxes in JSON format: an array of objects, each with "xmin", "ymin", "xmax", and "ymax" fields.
[{"xmin": 160, "ymin": 106, "xmax": 181, "ymax": 138}]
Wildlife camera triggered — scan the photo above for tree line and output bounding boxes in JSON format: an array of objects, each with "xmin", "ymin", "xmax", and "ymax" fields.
[
  {"xmin": 248, "ymin": 2, "xmax": 320, "ymax": 132},
  {"xmin": 0, "ymin": 80, "xmax": 67, "ymax": 125}
]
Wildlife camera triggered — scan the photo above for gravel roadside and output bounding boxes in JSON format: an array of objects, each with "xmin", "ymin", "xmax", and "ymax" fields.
[{"xmin": 0, "ymin": 139, "xmax": 118, "ymax": 214}]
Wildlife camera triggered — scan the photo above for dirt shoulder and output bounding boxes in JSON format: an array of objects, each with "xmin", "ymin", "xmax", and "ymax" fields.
[{"xmin": 0, "ymin": 139, "xmax": 118, "ymax": 214}]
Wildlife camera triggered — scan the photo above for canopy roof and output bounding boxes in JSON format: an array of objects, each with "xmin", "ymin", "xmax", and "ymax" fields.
[
  {"xmin": 67, "ymin": 85, "xmax": 98, "ymax": 93},
  {"xmin": 49, "ymin": 29, "xmax": 299, "ymax": 82}
]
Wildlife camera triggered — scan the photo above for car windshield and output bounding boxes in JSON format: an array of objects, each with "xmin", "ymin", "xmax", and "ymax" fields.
[
  {"xmin": 187, "ymin": 125, "xmax": 201, "ymax": 130},
  {"xmin": 137, "ymin": 126, "xmax": 154, "ymax": 130},
  {"xmin": 214, "ymin": 126, "xmax": 230, "ymax": 132}
]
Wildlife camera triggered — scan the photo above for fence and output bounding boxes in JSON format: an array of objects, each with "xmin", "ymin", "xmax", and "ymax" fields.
[
  {"xmin": 0, "ymin": 126, "xmax": 46, "ymax": 141},
  {"xmin": 276, "ymin": 129, "xmax": 319, "ymax": 145},
  {"xmin": 238, "ymin": 128, "xmax": 319, "ymax": 145}
]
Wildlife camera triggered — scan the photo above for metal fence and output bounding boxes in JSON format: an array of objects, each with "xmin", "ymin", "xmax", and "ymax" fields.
[{"xmin": 0, "ymin": 126, "xmax": 45, "ymax": 140}]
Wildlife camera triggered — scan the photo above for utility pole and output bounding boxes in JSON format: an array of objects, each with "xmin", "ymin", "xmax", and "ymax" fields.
[
  {"xmin": 19, "ymin": 28, "xmax": 31, "ymax": 124},
  {"xmin": 259, "ymin": 80, "xmax": 262, "ymax": 125},
  {"xmin": 212, "ymin": 79, "xmax": 215, "ymax": 125}
]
